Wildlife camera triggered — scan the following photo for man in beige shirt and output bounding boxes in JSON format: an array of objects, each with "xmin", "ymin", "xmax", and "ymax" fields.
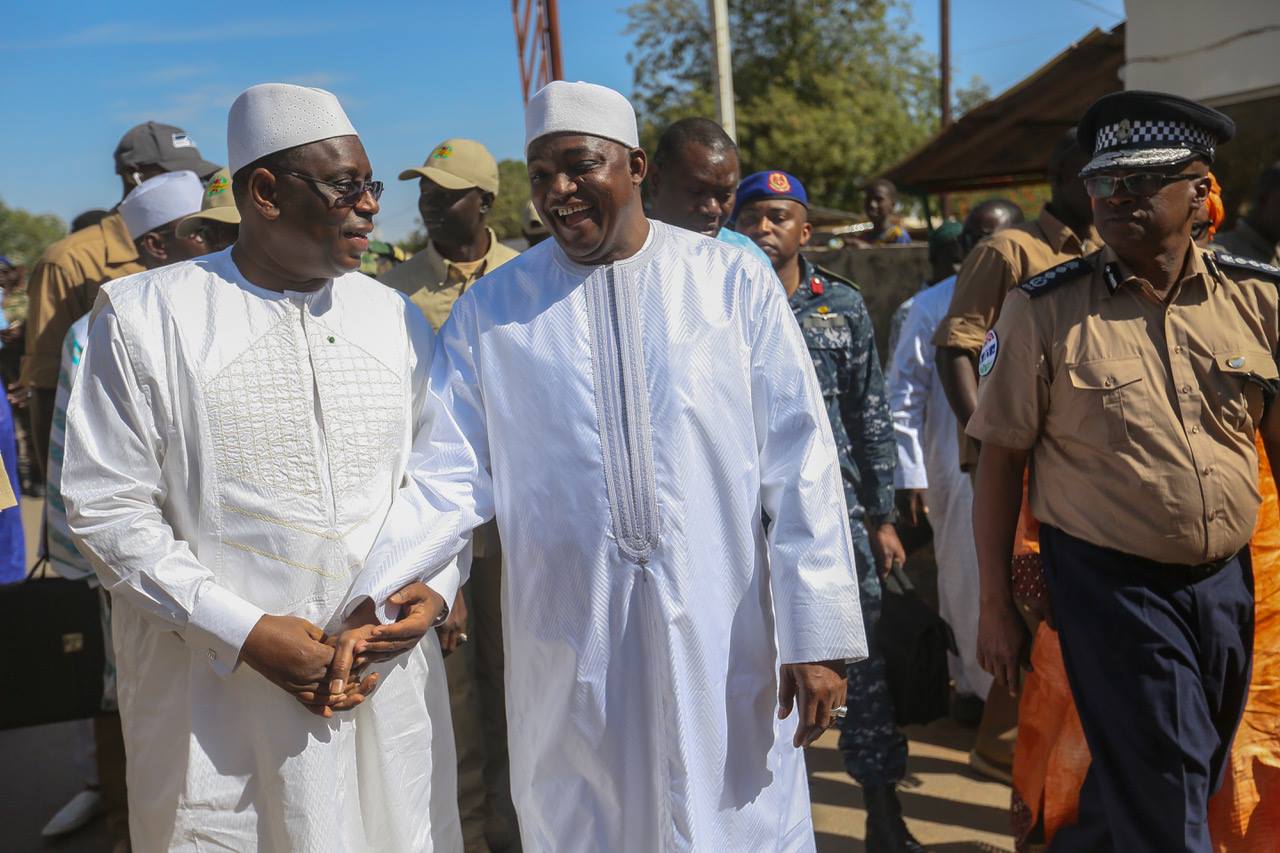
[
  {"xmin": 22, "ymin": 122, "xmax": 219, "ymax": 476},
  {"xmin": 382, "ymin": 137, "xmax": 519, "ymax": 853},
  {"xmin": 970, "ymin": 91, "xmax": 1280, "ymax": 851},
  {"xmin": 382, "ymin": 138, "xmax": 519, "ymax": 331},
  {"xmin": 1213, "ymin": 161, "xmax": 1280, "ymax": 267},
  {"xmin": 934, "ymin": 127, "xmax": 1098, "ymax": 472}
]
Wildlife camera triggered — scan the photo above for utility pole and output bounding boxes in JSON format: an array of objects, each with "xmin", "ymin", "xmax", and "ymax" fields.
[
  {"xmin": 939, "ymin": 0, "xmax": 951, "ymax": 218},
  {"xmin": 708, "ymin": 0, "xmax": 737, "ymax": 140},
  {"xmin": 940, "ymin": 0, "xmax": 952, "ymax": 129}
]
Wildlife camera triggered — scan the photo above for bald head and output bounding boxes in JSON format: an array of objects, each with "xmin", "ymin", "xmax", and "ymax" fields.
[
  {"xmin": 965, "ymin": 198, "xmax": 1023, "ymax": 233},
  {"xmin": 653, "ymin": 118, "xmax": 736, "ymax": 168}
]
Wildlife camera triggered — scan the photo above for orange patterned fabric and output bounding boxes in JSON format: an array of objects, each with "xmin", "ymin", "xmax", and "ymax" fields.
[
  {"xmin": 1205, "ymin": 172, "xmax": 1226, "ymax": 242},
  {"xmin": 1013, "ymin": 441, "xmax": 1277, "ymax": 849},
  {"xmin": 1209, "ymin": 437, "xmax": 1280, "ymax": 851}
]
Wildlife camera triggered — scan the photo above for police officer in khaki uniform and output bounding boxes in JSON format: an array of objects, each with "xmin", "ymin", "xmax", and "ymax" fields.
[
  {"xmin": 382, "ymin": 137, "xmax": 520, "ymax": 853},
  {"xmin": 23, "ymin": 122, "xmax": 219, "ymax": 475},
  {"xmin": 970, "ymin": 91, "xmax": 1280, "ymax": 852}
]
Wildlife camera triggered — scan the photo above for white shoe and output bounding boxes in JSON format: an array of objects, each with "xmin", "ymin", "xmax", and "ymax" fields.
[{"xmin": 41, "ymin": 788, "xmax": 105, "ymax": 837}]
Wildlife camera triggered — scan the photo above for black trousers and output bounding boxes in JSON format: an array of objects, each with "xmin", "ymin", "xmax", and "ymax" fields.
[{"xmin": 1041, "ymin": 525, "xmax": 1254, "ymax": 853}]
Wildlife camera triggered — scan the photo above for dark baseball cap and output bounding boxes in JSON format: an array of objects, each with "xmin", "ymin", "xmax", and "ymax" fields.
[{"xmin": 114, "ymin": 122, "xmax": 221, "ymax": 179}]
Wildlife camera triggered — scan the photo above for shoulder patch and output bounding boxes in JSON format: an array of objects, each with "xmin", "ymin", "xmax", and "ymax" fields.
[
  {"xmin": 1213, "ymin": 252, "xmax": 1280, "ymax": 281},
  {"xmin": 812, "ymin": 264, "xmax": 860, "ymax": 291},
  {"xmin": 1017, "ymin": 256, "xmax": 1093, "ymax": 297}
]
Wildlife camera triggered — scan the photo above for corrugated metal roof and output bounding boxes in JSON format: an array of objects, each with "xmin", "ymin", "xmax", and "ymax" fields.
[{"xmin": 881, "ymin": 24, "xmax": 1125, "ymax": 194}]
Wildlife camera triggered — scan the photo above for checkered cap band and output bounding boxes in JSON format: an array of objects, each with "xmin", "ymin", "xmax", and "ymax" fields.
[{"xmin": 1094, "ymin": 120, "xmax": 1216, "ymax": 156}]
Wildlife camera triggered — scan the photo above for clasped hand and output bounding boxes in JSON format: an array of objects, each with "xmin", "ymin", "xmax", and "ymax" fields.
[{"xmin": 239, "ymin": 581, "xmax": 447, "ymax": 717}]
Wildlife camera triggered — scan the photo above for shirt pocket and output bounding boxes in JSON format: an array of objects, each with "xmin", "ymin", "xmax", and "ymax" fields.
[
  {"xmin": 802, "ymin": 321, "xmax": 852, "ymax": 398},
  {"xmin": 1066, "ymin": 356, "xmax": 1147, "ymax": 448},
  {"xmin": 1212, "ymin": 348, "xmax": 1279, "ymax": 433}
]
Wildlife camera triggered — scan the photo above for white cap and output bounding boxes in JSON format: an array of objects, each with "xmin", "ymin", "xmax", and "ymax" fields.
[
  {"xmin": 227, "ymin": 83, "xmax": 358, "ymax": 174},
  {"xmin": 119, "ymin": 171, "xmax": 205, "ymax": 240},
  {"xmin": 524, "ymin": 81, "xmax": 639, "ymax": 154}
]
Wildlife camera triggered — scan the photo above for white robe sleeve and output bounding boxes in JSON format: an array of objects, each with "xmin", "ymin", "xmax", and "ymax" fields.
[
  {"xmin": 343, "ymin": 295, "xmax": 492, "ymax": 620},
  {"xmin": 886, "ymin": 295, "xmax": 933, "ymax": 491},
  {"xmin": 63, "ymin": 297, "xmax": 265, "ymax": 677},
  {"xmin": 748, "ymin": 262, "xmax": 868, "ymax": 665}
]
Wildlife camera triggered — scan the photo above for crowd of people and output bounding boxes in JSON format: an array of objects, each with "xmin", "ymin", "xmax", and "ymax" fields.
[{"xmin": 2, "ymin": 76, "xmax": 1278, "ymax": 853}]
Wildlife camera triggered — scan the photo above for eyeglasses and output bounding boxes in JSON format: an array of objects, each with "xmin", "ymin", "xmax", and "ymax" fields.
[
  {"xmin": 278, "ymin": 170, "xmax": 384, "ymax": 208},
  {"xmin": 1084, "ymin": 172, "xmax": 1199, "ymax": 200}
]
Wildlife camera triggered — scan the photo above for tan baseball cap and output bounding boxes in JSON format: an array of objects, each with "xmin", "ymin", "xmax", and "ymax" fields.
[
  {"xmin": 176, "ymin": 169, "xmax": 241, "ymax": 237},
  {"xmin": 399, "ymin": 138, "xmax": 499, "ymax": 194}
]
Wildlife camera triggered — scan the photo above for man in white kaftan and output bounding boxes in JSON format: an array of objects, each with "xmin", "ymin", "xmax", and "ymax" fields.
[
  {"xmin": 886, "ymin": 274, "xmax": 990, "ymax": 699},
  {"xmin": 348, "ymin": 81, "xmax": 866, "ymax": 853},
  {"xmin": 62, "ymin": 84, "xmax": 461, "ymax": 852}
]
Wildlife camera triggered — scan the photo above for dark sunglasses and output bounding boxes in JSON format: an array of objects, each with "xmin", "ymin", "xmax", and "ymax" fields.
[
  {"xmin": 279, "ymin": 170, "xmax": 384, "ymax": 208},
  {"xmin": 1084, "ymin": 172, "xmax": 1199, "ymax": 200}
]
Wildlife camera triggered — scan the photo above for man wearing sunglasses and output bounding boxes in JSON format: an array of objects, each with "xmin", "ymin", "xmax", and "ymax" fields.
[
  {"xmin": 970, "ymin": 90, "xmax": 1280, "ymax": 851},
  {"xmin": 61, "ymin": 83, "xmax": 462, "ymax": 851}
]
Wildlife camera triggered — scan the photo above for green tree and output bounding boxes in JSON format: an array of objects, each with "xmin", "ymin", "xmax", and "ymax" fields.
[
  {"xmin": 489, "ymin": 159, "xmax": 531, "ymax": 241},
  {"xmin": 396, "ymin": 159, "xmax": 531, "ymax": 253},
  {"xmin": 953, "ymin": 75, "xmax": 991, "ymax": 119},
  {"xmin": 626, "ymin": 0, "xmax": 941, "ymax": 211},
  {"xmin": 0, "ymin": 198, "xmax": 66, "ymax": 266}
]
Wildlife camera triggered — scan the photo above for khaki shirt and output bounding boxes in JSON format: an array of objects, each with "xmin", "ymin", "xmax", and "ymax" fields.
[
  {"xmin": 933, "ymin": 205, "xmax": 1099, "ymax": 469},
  {"xmin": 967, "ymin": 245, "xmax": 1280, "ymax": 566},
  {"xmin": 22, "ymin": 212, "xmax": 142, "ymax": 388},
  {"xmin": 379, "ymin": 228, "xmax": 519, "ymax": 332},
  {"xmin": 1213, "ymin": 219, "xmax": 1280, "ymax": 268}
]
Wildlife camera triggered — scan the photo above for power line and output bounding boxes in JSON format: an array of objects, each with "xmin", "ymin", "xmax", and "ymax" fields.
[{"xmin": 1064, "ymin": 0, "xmax": 1124, "ymax": 20}]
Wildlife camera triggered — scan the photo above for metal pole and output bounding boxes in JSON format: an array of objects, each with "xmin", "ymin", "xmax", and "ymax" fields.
[
  {"xmin": 708, "ymin": 0, "xmax": 737, "ymax": 141},
  {"xmin": 939, "ymin": 0, "xmax": 951, "ymax": 217},
  {"xmin": 546, "ymin": 0, "xmax": 565, "ymax": 81}
]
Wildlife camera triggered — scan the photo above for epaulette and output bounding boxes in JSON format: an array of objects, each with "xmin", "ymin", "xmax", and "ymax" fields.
[
  {"xmin": 1018, "ymin": 256, "xmax": 1093, "ymax": 297},
  {"xmin": 812, "ymin": 264, "xmax": 861, "ymax": 292},
  {"xmin": 1210, "ymin": 252, "xmax": 1280, "ymax": 281}
]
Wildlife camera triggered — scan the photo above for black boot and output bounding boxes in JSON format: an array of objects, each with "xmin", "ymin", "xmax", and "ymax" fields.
[{"xmin": 863, "ymin": 784, "xmax": 927, "ymax": 853}]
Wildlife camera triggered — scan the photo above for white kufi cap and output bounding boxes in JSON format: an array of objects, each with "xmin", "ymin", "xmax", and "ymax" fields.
[
  {"xmin": 227, "ymin": 83, "xmax": 358, "ymax": 174},
  {"xmin": 524, "ymin": 81, "xmax": 639, "ymax": 153},
  {"xmin": 119, "ymin": 171, "xmax": 205, "ymax": 240}
]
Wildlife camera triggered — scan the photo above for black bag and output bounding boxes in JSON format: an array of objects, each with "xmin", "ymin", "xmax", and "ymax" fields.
[
  {"xmin": 876, "ymin": 566, "xmax": 955, "ymax": 727},
  {"xmin": 0, "ymin": 560, "xmax": 105, "ymax": 729}
]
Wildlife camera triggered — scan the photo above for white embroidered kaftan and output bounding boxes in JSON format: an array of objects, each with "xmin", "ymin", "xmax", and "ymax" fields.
[
  {"xmin": 352, "ymin": 222, "xmax": 867, "ymax": 852},
  {"xmin": 61, "ymin": 248, "xmax": 462, "ymax": 852}
]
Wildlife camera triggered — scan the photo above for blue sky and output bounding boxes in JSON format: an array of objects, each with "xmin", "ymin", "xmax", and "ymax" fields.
[{"xmin": 0, "ymin": 0, "xmax": 1124, "ymax": 242}]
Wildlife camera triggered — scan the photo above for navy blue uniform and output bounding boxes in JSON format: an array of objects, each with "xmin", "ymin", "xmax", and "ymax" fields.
[{"xmin": 790, "ymin": 256, "xmax": 907, "ymax": 786}]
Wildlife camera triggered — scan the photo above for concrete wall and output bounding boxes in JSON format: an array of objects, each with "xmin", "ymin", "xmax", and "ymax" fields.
[
  {"xmin": 1123, "ymin": 0, "xmax": 1280, "ymax": 105},
  {"xmin": 803, "ymin": 244, "xmax": 932, "ymax": 362}
]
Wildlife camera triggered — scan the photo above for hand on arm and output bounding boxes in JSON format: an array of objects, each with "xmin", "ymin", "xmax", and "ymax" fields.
[
  {"xmin": 973, "ymin": 443, "xmax": 1032, "ymax": 696},
  {"xmin": 322, "ymin": 580, "xmax": 448, "ymax": 714},
  {"xmin": 778, "ymin": 660, "xmax": 848, "ymax": 747}
]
